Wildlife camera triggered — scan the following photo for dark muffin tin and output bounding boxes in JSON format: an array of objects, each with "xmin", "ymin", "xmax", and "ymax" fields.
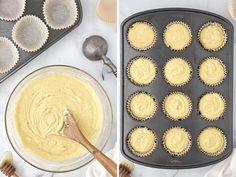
[
  {"xmin": 121, "ymin": 8, "xmax": 234, "ymax": 169},
  {"xmin": 0, "ymin": 0, "xmax": 82, "ymax": 83}
]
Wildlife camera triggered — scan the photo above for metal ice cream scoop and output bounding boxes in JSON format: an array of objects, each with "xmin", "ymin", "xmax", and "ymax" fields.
[{"xmin": 82, "ymin": 35, "xmax": 117, "ymax": 77}]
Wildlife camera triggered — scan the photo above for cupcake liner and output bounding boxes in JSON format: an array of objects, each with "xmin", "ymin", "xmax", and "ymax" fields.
[
  {"xmin": 163, "ymin": 57, "xmax": 192, "ymax": 87},
  {"xmin": 163, "ymin": 21, "xmax": 192, "ymax": 51},
  {"xmin": 198, "ymin": 92, "xmax": 226, "ymax": 121},
  {"xmin": 198, "ymin": 22, "xmax": 227, "ymax": 52},
  {"xmin": 96, "ymin": 0, "xmax": 117, "ymax": 23},
  {"xmin": 127, "ymin": 126, "xmax": 157, "ymax": 157},
  {"xmin": 126, "ymin": 56, "xmax": 157, "ymax": 86},
  {"xmin": 127, "ymin": 21, "xmax": 157, "ymax": 51},
  {"xmin": 162, "ymin": 92, "xmax": 192, "ymax": 121},
  {"xmin": 127, "ymin": 91, "xmax": 157, "ymax": 121},
  {"xmin": 162, "ymin": 126, "xmax": 192, "ymax": 156},
  {"xmin": 12, "ymin": 15, "xmax": 49, "ymax": 52},
  {"xmin": 0, "ymin": 0, "xmax": 26, "ymax": 21},
  {"xmin": 43, "ymin": 0, "xmax": 78, "ymax": 30},
  {"xmin": 198, "ymin": 57, "xmax": 227, "ymax": 87},
  {"xmin": 0, "ymin": 37, "xmax": 19, "ymax": 74},
  {"xmin": 197, "ymin": 127, "xmax": 227, "ymax": 156}
]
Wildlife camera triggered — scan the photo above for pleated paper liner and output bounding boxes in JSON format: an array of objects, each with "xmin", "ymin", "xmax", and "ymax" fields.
[
  {"xmin": 162, "ymin": 91, "xmax": 192, "ymax": 121},
  {"xmin": 198, "ymin": 57, "xmax": 227, "ymax": 87},
  {"xmin": 127, "ymin": 21, "xmax": 157, "ymax": 51},
  {"xmin": 12, "ymin": 15, "xmax": 49, "ymax": 52},
  {"xmin": 197, "ymin": 127, "xmax": 227, "ymax": 156},
  {"xmin": 127, "ymin": 126, "xmax": 157, "ymax": 157},
  {"xmin": 43, "ymin": 0, "xmax": 78, "ymax": 30},
  {"xmin": 0, "ymin": 37, "xmax": 19, "ymax": 74},
  {"xmin": 198, "ymin": 92, "xmax": 226, "ymax": 121},
  {"xmin": 126, "ymin": 56, "xmax": 157, "ymax": 86},
  {"xmin": 163, "ymin": 57, "xmax": 192, "ymax": 87},
  {"xmin": 0, "ymin": 0, "xmax": 26, "ymax": 21},
  {"xmin": 127, "ymin": 91, "xmax": 157, "ymax": 121},
  {"xmin": 163, "ymin": 21, "xmax": 192, "ymax": 51},
  {"xmin": 198, "ymin": 22, "xmax": 227, "ymax": 52},
  {"xmin": 162, "ymin": 126, "xmax": 192, "ymax": 156}
]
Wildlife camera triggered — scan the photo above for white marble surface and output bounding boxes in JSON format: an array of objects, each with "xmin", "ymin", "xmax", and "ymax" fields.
[
  {"xmin": 119, "ymin": 0, "xmax": 236, "ymax": 176},
  {"xmin": 0, "ymin": 0, "xmax": 117, "ymax": 176}
]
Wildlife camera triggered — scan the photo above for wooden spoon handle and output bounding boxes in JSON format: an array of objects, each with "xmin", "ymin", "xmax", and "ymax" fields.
[{"xmin": 13, "ymin": 173, "xmax": 19, "ymax": 177}]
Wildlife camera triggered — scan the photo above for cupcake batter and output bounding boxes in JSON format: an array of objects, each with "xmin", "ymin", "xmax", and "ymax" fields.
[
  {"xmin": 163, "ymin": 127, "xmax": 191, "ymax": 155},
  {"xmin": 128, "ymin": 92, "xmax": 157, "ymax": 120},
  {"xmin": 128, "ymin": 57, "xmax": 156, "ymax": 85},
  {"xmin": 199, "ymin": 92, "xmax": 225, "ymax": 120},
  {"xmin": 164, "ymin": 57, "xmax": 192, "ymax": 86},
  {"xmin": 14, "ymin": 74, "xmax": 102, "ymax": 160},
  {"xmin": 198, "ymin": 127, "xmax": 226, "ymax": 156},
  {"xmin": 163, "ymin": 92, "xmax": 191, "ymax": 120},
  {"xmin": 127, "ymin": 22, "xmax": 156, "ymax": 50},
  {"xmin": 164, "ymin": 22, "xmax": 191, "ymax": 50},
  {"xmin": 128, "ymin": 127, "xmax": 156, "ymax": 155},
  {"xmin": 199, "ymin": 22, "xmax": 226, "ymax": 51},
  {"xmin": 199, "ymin": 57, "xmax": 226, "ymax": 86}
]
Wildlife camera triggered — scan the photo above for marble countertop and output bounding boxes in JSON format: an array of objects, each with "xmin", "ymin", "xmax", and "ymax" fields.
[
  {"xmin": 119, "ymin": 0, "xmax": 236, "ymax": 176},
  {"xmin": 0, "ymin": 0, "xmax": 117, "ymax": 176}
]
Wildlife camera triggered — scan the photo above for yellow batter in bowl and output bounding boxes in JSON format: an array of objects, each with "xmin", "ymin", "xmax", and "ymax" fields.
[
  {"xmin": 128, "ymin": 92, "xmax": 157, "ymax": 120},
  {"xmin": 163, "ymin": 21, "xmax": 192, "ymax": 51},
  {"xmin": 164, "ymin": 57, "xmax": 192, "ymax": 86},
  {"xmin": 199, "ymin": 57, "xmax": 226, "ymax": 86},
  {"xmin": 163, "ymin": 127, "xmax": 191, "ymax": 156},
  {"xmin": 198, "ymin": 127, "xmax": 226, "ymax": 156},
  {"xmin": 14, "ymin": 73, "xmax": 103, "ymax": 160},
  {"xmin": 127, "ymin": 56, "xmax": 157, "ymax": 86},
  {"xmin": 163, "ymin": 92, "xmax": 192, "ymax": 121},
  {"xmin": 198, "ymin": 92, "xmax": 225, "ymax": 121},
  {"xmin": 128, "ymin": 127, "xmax": 156, "ymax": 156},
  {"xmin": 198, "ymin": 22, "xmax": 227, "ymax": 51},
  {"xmin": 127, "ymin": 21, "xmax": 156, "ymax": 50}
]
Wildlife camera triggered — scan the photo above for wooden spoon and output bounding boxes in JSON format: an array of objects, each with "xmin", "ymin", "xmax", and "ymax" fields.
[{"xmin": 61, "ymin": 111, "xmax": 117, "ymax": 177}]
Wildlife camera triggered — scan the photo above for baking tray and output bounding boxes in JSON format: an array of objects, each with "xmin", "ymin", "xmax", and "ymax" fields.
[
  {"xmin": 121, "ymin": 8, "xmax": 234, "ymax": 169},
  {"xmin": 0, "ymin": 0, "xmax": 83, "ymax": 83}
]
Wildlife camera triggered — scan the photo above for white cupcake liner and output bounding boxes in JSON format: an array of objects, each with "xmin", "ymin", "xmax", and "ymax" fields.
[
  {"xmin": 0, "ymin": 37, "xmax": 19, "ymax": 74},
  {"xmin": 0, "ymin": 0, "xmax": 26, "ymax": 21},
  {"xmin": 43, "ymin": 0, "xmax": 78, "ymax": 30},
  {"xmin": 12, "ymin": 15, "xmax": 49, "ymax": 52}
]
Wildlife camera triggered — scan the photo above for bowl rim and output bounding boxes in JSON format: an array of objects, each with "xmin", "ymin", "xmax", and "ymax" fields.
[{"xmin": 5, "ymin": 65, "xmax": 113, "ymax": 173}]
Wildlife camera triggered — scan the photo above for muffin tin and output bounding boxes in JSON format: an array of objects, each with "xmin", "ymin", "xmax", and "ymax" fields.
[
  {"xmin": 121, "ymin": 8, "xmax": 233, "ymax": 168},
  {"xmin": 0, "ymin": 0, "xmax": 82, "ymax": 83}
]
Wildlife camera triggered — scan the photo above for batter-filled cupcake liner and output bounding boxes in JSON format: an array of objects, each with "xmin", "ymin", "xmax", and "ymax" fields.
[
  {"xmin": 198, "ymin": 92, "xmax": 226, "ymax": 121},
  {"xmin": 162, "ymin": 126, "xmax": 192, "ymax": 156},
  {"xmin": 197, "ymin": 57, "xmax": 227, "ymax": 87},
  {"xmin": 0, "ymin": 0, "xmax": 26, "ymax": 21},
  {"xmin": 0, "ymin": 37, "xmax": 19, "ymax": 74},
  {"xmin": 43, "ymin": 0, "xmax": 78, "ymax": 30},
  {"xmin": 162, "ymin": 91, "xmax": 192, "ymax": 121},
  {"xmin": 126, "ymin": 56, "xmax": 157, "ymax": 86},
  {"xmin": 197, "ymin": 127, "xmax": 227, "ymax": 156},
  {"xmin": 163, "ymin": 21, "xmax": 192, "ymax": 51},
  {"xmin": 127, "ymin": 126, "xmax": 157, "ymax": 157},
  {"xmin": 127, "ymin": 21, "xmax": 157, "ymax": 51},
  {"xmin": 12, "ymin": 15, "xmax": 49, "ymax": 52},
  {"xmin": 198, "ymin": 22, "xmax": 227, "ymax": 52},
  {"xmin": 127, "ymin": 91, "xmax": 157, "ymax": 121},
  {"xmin": 163, "ymin": 57, "xmax": 193, "ymax": 87}
]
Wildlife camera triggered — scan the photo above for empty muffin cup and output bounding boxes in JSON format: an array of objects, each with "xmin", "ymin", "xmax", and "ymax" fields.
[
  {"xmin": 0, "ymin": 37, "xmax": 19, "ymax": 74},
  {"xmin": 0, "ymin": 0, "xmax": 25, "ymax": 21},
  {"xmin": 12, "ymin": 15, "xmax": 49, "ymax": 52},
  {"xmin": 43, "ymin": 0, "xmax": 78, "ymax": 30}
]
